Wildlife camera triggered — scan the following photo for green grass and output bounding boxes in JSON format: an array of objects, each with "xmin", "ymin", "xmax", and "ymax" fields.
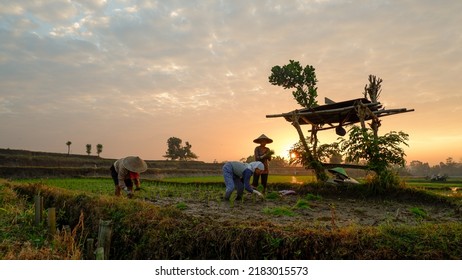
[
  {"xmin": 265, "ymin": 191, "xmax": 280, "ymax": 200},
  {"xmin": 12, "ymin": 174, "xmax": 315, "ymax": 186},
  {"xmin": 305, "ymin": 193, "xmax": 322, "ymax": 201},
  {"xmin": 10, "ymin": 176, "xmax": 317, "ymax": 202},
  {"xmin": 176, "ymin": 202, "xmax": 188, "ymax": 210},
  {"xmin": 402, "ymin": 177, "xmax": 462, "ymax": 197},
  {"xmin": 403, "ymin": 177, "xmax": 462, "ymax": 186},
  {"xmin": 161, "ymin": 175, "xmax": 316, "ymax": 184},
  {"xmin": 13, "ymin": 176, "xmax": 462, "ymax": 203},
  {"xmin": 293, "ymin": 199, "xmax": 311, "ymax": 209},
  {"xmin": 410, "ymin": 207, "xmax": 428, "ymax": 219},
  {"xmin": 13, "ymin": 178, "xmax": 113, "ymax": 194},
  {"xmin": 0, "ymin": 180, "xmax": 82, "ymax": 259},
  {"xmin": 263, "ymin": 206, "xmax": 296, "ymax": 216}
]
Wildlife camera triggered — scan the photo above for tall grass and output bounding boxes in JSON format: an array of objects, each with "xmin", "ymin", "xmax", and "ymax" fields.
[
  {"xmin": 0, "ymin": 181, "xmax": 83, "ymax": 259},
  {"xmin": 3, "ymin": 178, "xmax": 462, "ymax": 259}
]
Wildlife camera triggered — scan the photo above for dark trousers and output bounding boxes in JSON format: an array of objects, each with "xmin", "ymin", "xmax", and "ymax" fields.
[
  {"xmin": 252, "ymin": 173, "xmax": 268, "ymax": 192},
  {"xmin": 110, "ymin": 165, "xmax": 133, "ymax": 189}
]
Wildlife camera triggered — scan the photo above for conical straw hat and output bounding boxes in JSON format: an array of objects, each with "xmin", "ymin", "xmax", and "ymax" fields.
[
  {"xmin": 328, "ymin": 167, "xmax": 349, "ymax": 179},
  {"xmin": 122, "ymin": 156, "xmax": 148, "ymax": 173},
  {"xmin": 253, "ymin": 134, "xmax": 273, "ymax": 144}
]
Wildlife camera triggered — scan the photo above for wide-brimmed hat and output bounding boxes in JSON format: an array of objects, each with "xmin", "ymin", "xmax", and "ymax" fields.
[
  {"xmin": 122, "ymin": 156, "xmax": 148, "ymax": 173},
  {"xmin": 253, "ymin": 134, "xmax": 273, "ymax": 144}
]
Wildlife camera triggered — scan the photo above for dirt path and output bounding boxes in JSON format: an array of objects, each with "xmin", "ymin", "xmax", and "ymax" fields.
[{"xmin": 147, "ymin": 190, "xmax": 462, "ymax": 229}]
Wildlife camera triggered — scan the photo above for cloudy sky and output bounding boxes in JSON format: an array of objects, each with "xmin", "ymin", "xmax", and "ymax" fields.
[{"xmin": 1, "ymin": 0, "xmax": 461, "ymax": 165}]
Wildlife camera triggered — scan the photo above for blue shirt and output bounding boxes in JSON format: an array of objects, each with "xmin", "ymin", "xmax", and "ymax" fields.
[{"xmin": 241, "ymin": 168, "xmax": 255, "ymax": 193}]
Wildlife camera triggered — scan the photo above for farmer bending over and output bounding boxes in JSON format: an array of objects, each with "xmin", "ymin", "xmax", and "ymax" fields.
[
  {"xmin": 222, "ymin": 161, "xmax": 264, "ymax": 201},
  {"xmin": 110, "ymin": 156, "xmax": 147, "ymax": 198}
]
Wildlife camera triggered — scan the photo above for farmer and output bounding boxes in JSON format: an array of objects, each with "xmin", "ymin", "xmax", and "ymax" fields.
[
  {"xmin": 110, "ymin": 156, "xmax": 148, "ymax": 198},
  {"xmin": 252, "ymin": 134, "xmax": 273, "ymax": 193},
  {"xmin": 222, "ymin": 161, "xmax": 264, "ymax": 201}
]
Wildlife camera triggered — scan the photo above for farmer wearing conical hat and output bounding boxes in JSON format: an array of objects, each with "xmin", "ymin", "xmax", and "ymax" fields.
[
  {"xmin": 110, "ymin": 156, "xmax": 147, "ymax": 198},
  {"xmin": 252, "ymin": 134, "xmax": 273, "ymax": 194}
]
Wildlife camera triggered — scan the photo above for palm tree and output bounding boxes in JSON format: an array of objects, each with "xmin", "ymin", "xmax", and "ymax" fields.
[{"xmin": 66, "ymin": 141, "xmax": 72, "ymax": 155}]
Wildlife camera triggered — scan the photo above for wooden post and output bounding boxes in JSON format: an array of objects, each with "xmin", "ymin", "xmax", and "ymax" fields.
[
  {"xmin": 85, "ymin": 238, "xmax": 95, "ymax": 260},
  {"xmin": 97, "ymin": 220, "xmax": 113, "ymax": 260},
  {"xmin": 95, "ymin": 247, "xmax": 105, "ymax": 260},
  {"xmin": 47, "ymin": 208, "xmax": 56, "ymax": 237},
  {"xmin": 355, "ymin": 103, "xmax": 367, "ymax": 130},
  {"xmin": 34, "ymin": 195, "xmax": 43, "ymax": 226}
]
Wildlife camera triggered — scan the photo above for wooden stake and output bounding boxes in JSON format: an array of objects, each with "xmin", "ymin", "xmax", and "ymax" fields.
[
  {"xmin": 34, "ymin": 195, "xmax": 43, "ymax": 226},
  {"xmin": 47, "ymin": 208, "xmax": 56, "ymax": 237},
  {"xmin": 97, "ymin": 220, "xmax": 113, "ymax": 260},
  {"xmin": 85, "ymin": 238, "xmax": 95, "ymax": 260},
  {"xmin": 95, "ymin": 247, "xmax": 105, "ymax": 260}
]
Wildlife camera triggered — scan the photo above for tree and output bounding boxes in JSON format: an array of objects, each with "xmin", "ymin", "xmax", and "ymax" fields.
[
  {"xmin": 163, "ymin": 137, "xmax": 198, "ymax": 161},
  {"xmin": 339, "ymin": 75, "xmax": 409, "ymax": 192},
  {"xmin": 409, "ymin": 160, "xmax": 431, "ymax": 176},
  {"xmin": 96, "ymin": 144, "xmax": 103, "ymax": 157},
  {"xmin": 339, "ymin": 126, "xmax": 409, "ymax": 192},
  {"xmin": 66, "ymin": 141, "xmax": 72, "ymax": 155},
  {"xmin": 288, "ymin": 138, "xmax": 338, "ymax": 166},
  {"xmin": 271, "ymin": 156, "xmax": 289, "ymax": 168},
  {"xmin": 164, "ymin": 137, "xmax": 182, "ymax": 160},
  {"xmin": 363, "ymin": 75, "xmax": 383, "ymax": 139},
  {"xmin": 182, "ymin": 141, "xmax": 197, "ymax": 161},
  {"xmin": 269, "ymin": 60, "xmax": 326, "ymax": 181},
  {"xmin": 269, "ymin": 60, "xmax": 319, "ymax": 108},
  {"xmin": 243, "ymin": 154, "xmax": 287, "ymax": 167},
  {"xmin": 86, "ymin": 144, "xmax": 92, "ymax": 156}
]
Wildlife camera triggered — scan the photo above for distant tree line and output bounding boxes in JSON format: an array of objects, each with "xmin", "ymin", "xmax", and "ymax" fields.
[
  {"xmin": 66, "ymin": 141, "xmax": 103, "ymax": 157},
  {"xmin": 241, "ymin": 154, "xmax": 289, "ymax": 168},
  {"xmin": 407, "ymin": 157, "xmax": 462, "ymax": 177}
]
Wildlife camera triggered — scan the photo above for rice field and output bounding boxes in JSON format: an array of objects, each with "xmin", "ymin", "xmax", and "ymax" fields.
[{"xmin": 5, "ymin": 175, "xmax": 462, "ymax": 259}]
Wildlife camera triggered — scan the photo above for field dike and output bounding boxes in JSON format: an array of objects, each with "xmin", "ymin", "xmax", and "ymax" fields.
[{"xmin": 5, "ymin": 181, "xmax": 462, "ymax": 260}]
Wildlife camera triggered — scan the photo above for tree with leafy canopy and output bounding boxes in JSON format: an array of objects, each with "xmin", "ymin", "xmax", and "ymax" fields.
[
  {"xmin": 86, "ymin": 144, "xmax": 92, "ymax": 156},
  {"xmin": 269, "ymin": 60, "xmax": 327, "ymax": 181},
  {"xmin": 164, "ymin": 137, "xmax": 198, "ymax": 161},
  {"xmin": 269, "ymin": 60, "xmax": 319, "ymax": 108},
  {"xmin": 334, "ymin": 75, "xmax": 409, "ymax": 192},
  {"xmin": 96, "ymin": 144, "xmax": 103, "ymax": 157},
  {"xmin": 339, "ymin": 126, "xmax": 409, "ymax": 192}
]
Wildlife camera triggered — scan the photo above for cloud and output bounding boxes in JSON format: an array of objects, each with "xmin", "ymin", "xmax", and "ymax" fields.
[{"xmin": 0, "ymin": 0, "xmax": 461, "ymax": 164}]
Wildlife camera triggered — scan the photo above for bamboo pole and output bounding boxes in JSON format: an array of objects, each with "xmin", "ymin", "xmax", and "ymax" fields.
[
  {"xmin": 34, "ymin": 195, "xmax": 43, "ymax": 226},
  {"xmin": 47, "ymin": 208, "xmax": 56, "ymax": 237},
  {"xmin": 97, "ymin": 220, "xmax": 113, "ymax": 260}
]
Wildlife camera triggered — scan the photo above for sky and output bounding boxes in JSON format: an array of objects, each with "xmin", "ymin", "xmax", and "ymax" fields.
[{"xmin": 1, "ymin": 0, "xmax": 461, "ymax": 166}]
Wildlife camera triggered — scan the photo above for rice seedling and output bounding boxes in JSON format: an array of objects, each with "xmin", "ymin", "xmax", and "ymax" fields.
[
  {"xmin": 305, "ymin": 193, "xmax": 322, "ymax": 201},
  {"xmin": 176, "ymin": 202, "xmax": 188, "ymax": 210},
  {"xmin": 293, "ymin": 199, "xmax": 311, "ymax": 209},
  {"xmin": 410, "ymin": 207, "xmax": 427, "ymax": 220},
  {"xmin": 263, "ymin": 206, "xmax": 296, "ymax": 217}
]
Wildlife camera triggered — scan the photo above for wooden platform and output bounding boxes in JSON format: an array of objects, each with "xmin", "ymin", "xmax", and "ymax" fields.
[{"xmin": 266, "ymin": 98, "xmax": 414, "ymax": 132}]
